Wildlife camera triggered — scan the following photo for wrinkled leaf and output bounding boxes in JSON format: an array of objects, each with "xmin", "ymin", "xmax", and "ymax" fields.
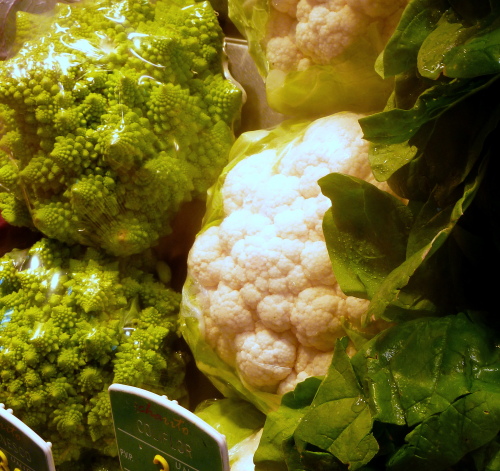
[
  {"xmin": 366, "ymin": 156, "xmax": 485, "ymax": 322},
  {"xmin": 254, "ymin": 376, "xmax": 322, "ymax": 471},
  {"xmin": 471, "ymin": 438, "xmax": 500, "ymax": 471},
  {"xmin": 257, "ymin": 315, "xmax": 500, "ymax": 470},
  {"xmin": 294, "ymin": 338, "xmax": 379, "ymax": 470},
  {"xmin": 377, "ymin": 0, "xmax": 447, "ymax": 78},
  {"xmin": 418, "ymin": 3, "xmax": 500, "ymax": 79},
  {"xmin": 352, "ymin": 314, "xmax": 500, "ymax": 427},
  {"xmin": 388, "ymin": 388, "xmax": 500, "ymax": 471}
]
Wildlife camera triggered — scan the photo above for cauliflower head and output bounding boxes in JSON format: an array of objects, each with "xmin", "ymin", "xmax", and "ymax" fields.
[
  {"xmin": 266, "ymin": 0, "xmax": 409, "ymax": 71},
  {"xmin": 0, "ymin": 0, "xmax": 242, "ymax": 257},
  {"xmin": 0, "ymin": 237, "xmax": 186, "ymax": 466},
  {"xmin": 229, "ymin": 0, "xmax": 408, "ymax": 116},
  {"xmin": 185, "ymin": 112, "xmax": 390, "ymax": 399}
]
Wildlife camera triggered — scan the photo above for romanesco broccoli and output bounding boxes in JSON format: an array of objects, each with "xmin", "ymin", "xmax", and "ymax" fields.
[
  {"xmin": 0, "ymin": 0, "xmax": 242, "ymax": 256},
  {"xmin": 0, "ymin": 237, "xmax": 187, "ymax": 465}
]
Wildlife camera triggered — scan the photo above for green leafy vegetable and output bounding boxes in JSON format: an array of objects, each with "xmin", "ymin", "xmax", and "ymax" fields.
[
  {"xmin": 256, "ymin": 1, "xmax": 500, "ymax": 470},
  {"xmin": 256, "ymin": 314, "xmax": 500, "ymax": 471},
  {"xmin": 293, "ymin": 337, "xmax": 378, "ymax": 470},
  {"xmin": 254, "ymin": 377, "xmax": 322, "ymax": 471},
  {"xmin": 320, "ymin": 0, "xmax": 500, "ymax": 322},
  {"xmin": 320, "ymin": 174, "xmax": 412, "ymax": 302}
]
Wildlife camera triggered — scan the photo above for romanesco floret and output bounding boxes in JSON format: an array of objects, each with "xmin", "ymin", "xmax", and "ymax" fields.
[
  {"xmin": 0, "ymin": 0, "xmax": 242, "ymax": 256},
  {"xmin": 0, "ymin": 237, "xmax": 187, "ymax": 466}
]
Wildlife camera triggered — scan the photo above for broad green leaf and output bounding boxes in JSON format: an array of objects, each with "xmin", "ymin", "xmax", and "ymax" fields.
[
  {"xmin": 366, "ymin": 158, "xmax": 485, "ymax": 322},
  {"xmin": 367, "ymin": 141, "xmax": 418, "ymax": 183},
  {"xmin": 417, "ymin": 14, "xmax": 470, "ymax": 79},
  {"xmin": 296, "ymin": 400, "xmax": 377, "ymax": 470},
  {"xmin": 262, "ymin": 316, "xmax": 500, "ymax": 470},
  {"xmin": 378, "ymin": 0, "xmax": 447, "ymax": 78},
  {"xmin": 444, "ymin": 23, "xmax": 500, "ymax": 78},
  {"xmin": 284, "ymin": 435, "xmax": 349, "ymax": 471},
  {"xmin": 472, "ymin": 438, "xmax": 500, "ymax": 471},
  {"xmin": 254, "ymin": 377, "xmax": 322, "ymax": 471},
  {"xmin": 387, "ymin": 388, "xmax": 500, "ymax": 471},
  {"xmin": 320, "ymin": 173, "xmax": 412, "ymax": 301},
  {"xmin": 418, "ymin": 3, "xmax": 500, "ymax": 79},
  {"xmin": 294, "ymin": 338, "xmax": 379, "ymax": 470},
  {"xmin": 352, "ymin": 314, "xmax": 498, "ymax": 427},
  {"xmin": 360, "ymin": 75, "xmax": 492, "ymax": 146},
  {"xmin": 361, "ymin": 67, "xmax": 499, "ymax": 187},
  {"xmin": 406, "ymin": 159, "xmax": 484, "ymax": 257}
]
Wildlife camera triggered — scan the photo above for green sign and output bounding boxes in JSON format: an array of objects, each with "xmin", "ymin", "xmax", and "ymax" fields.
[
  {"xmin": 0, "ymin": 404, "xmax": 55, "ymax": 471},
  {"xmin": 109, "ymin": 384, "xmax": 230, "ymax": 471}
]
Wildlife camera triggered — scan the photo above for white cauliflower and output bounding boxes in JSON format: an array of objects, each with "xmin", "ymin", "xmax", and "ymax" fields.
[
  {"xmin": 266, "ymin": 0, "xmax": 409, "ymax": 71},
  {"xmin": 186, "ymin": 112, "xmax": 391, "ymax": 396}
]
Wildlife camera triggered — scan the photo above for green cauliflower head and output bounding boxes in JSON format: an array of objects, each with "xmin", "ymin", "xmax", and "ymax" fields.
[
  {"xmin": 0, "ymin": 237, "xmax": 187, "ymax": 466},
  {"xmin": 0, "ymin": 0, "xmax": 242, "ymax": 256}
]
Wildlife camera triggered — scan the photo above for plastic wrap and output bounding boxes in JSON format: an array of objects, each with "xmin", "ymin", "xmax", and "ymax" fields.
[
  {"xmin": 228, "ymin": 0, "xmax": 408, "ymax": 118},
  {"xmin": 0, "ymin": 0, "xmax": 80, "ymax": 60},
  {"xmin": 195, "ymin": 398, "xmax": 265, "ymax": 470},
  {"xmin": 0, "ymin": 0, "xmax": 243, "ymax": 257},
  {"xmin": 180, "ymin": 112, "xmax": 392, "ymax": 413},
  {"xmin": 0, "ymin": 237, "xmax": 187, "ymax": 466}
]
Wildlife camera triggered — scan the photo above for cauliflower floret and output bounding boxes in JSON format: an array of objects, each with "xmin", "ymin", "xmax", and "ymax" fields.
[
  {"xmin": 219, "ymin": 210, "xmax": 273, "ymax": 249},
  {"xmin": 290, "ymin": 286, "xmax": 367, "ymax": 350},
  {"xmin": 248, "ymin": 174, "xmax": 302, "ymax": 218},
  {"xmin": 295, "ymin": 344, "xmax": 335, "ymax": 376},
  {"xmin": 277, "ymin": 344, "xmax": 334, "ymax": 394},
  {"xmin": 295, "ymin": 0, "xmax": 371, "ymax": 64},
  {"xmin": 257, "ymin": 294, "xmax": 294, "ymax": 332},
  {"xmin": 208, "ymin": 283, "xmax": 255, "ymax": 334},
  {"xmin": 266, "ymin": 11, "xmax": 307, "ymax": 71},
  {"xmin": 187, "ymin": 112, "xmax": 392, "ymax": 395},
  {"xmin": 235, "ymin": 323, "xmax": 298, "ymax": 392},
  {"xmin": 223, "ymin": 150, "xmax": 276, "ymax": 215},
  {"xmin": 280, "ymin": 110, "xmax": 370, "ymax": 176},
  {"xmin": 301, "ymin": 240, "xmax": 336, "ymax": 283},
  {"xmin": 189, "ymin": 226, "xmax": 224, "ymax": 287}
]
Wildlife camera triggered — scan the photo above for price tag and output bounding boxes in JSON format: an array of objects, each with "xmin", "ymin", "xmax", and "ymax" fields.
[
  {"xmin": 0, "ymin": 404, "xmax": 56, "ymax": 471},
  {"xmin": 109, "ymin": 384, "xmax": 230, "ymax": 471}
]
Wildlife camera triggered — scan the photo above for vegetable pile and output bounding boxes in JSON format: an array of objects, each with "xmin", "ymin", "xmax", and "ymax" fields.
[
  {"xmin": 249, "ymin": 0, "xmax": 500, "ymax": 469},
  {"xmin": 186, "ymin": 0, "xmax": 500, "ymax": 470},
  {"xmin": 0, "ymin": 0, "xmax": 241, "ymax": 469},
  {"xmin": 0, "ymin": 0, "xmax": 499, "ymax": 469},
  {"xmin": 0, "ymin": 0, "xmax": 242, "ymax": 257}
]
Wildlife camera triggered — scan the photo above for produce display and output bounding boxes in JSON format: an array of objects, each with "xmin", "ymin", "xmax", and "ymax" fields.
[{"xmin": 0, "ymin": 0, "xmax": 499, "ymax": 470}]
